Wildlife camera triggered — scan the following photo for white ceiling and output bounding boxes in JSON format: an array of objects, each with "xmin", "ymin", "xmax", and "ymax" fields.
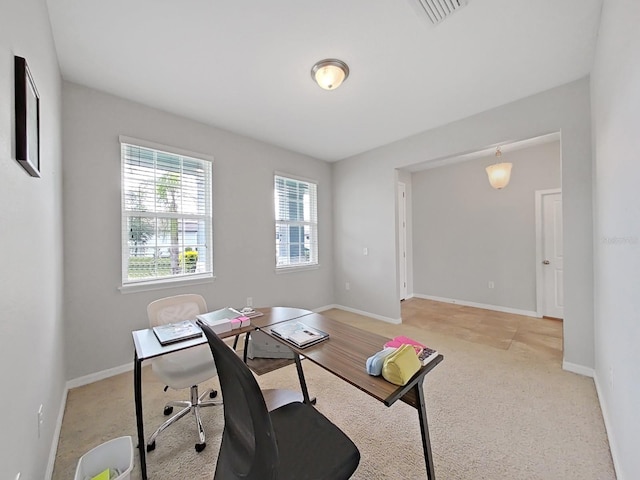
[{"xmin": 45, "ymin": 0, "xmax": 603, "ymax": 162}]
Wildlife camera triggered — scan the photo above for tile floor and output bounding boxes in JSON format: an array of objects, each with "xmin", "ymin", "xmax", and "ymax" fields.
[{"xmin": 399, "ymin": 297, "xmax": 563, "ymax": 361}]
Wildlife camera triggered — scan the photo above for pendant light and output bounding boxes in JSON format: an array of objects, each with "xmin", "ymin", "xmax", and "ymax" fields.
[{"xmin": 486, "ymin": 147, "xmax": 512, "ymax": 189}]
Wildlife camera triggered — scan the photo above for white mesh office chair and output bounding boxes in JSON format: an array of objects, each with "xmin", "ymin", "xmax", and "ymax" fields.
[{"xmin": 146, "ymin": 294, "xmax": 221, "ymax": 453}]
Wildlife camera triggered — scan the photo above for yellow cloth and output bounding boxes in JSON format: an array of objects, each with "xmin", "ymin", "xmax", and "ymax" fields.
[
  {"xmin": 90, "ymin": 468, "xmax": 111, "ymax": 480},
  {"xmin": 381, "ymin": 344, "xmax": 421, "ymax": 386}
]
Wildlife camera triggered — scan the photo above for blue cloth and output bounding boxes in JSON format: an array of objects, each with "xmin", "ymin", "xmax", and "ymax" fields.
[{"xmin": 366, "ymin": 347, "xmax": 397, "ymax": 376}]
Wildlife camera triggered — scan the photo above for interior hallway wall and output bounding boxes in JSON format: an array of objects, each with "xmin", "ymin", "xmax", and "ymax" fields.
[
  {"xmin": 411, "ymin": 141, "xmax": 561, "ymax": 313},
  {"xmin": 0, "ymin": 0, "xmax": 65, "ymax": 478},
  {"xmin": 333, "ymin": 78, "xmax": 594, "ymax": 370}
]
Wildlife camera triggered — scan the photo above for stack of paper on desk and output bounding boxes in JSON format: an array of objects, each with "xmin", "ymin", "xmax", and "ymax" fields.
[
  {"xmin": 230, "ymin": 316, "xmax": 251, "ymax": 329},
  {"xmin": 384, "ymin": 336, "xmax": 439, "ymax": 366},
  {"xmin": 238, "ymin": 308, "xmax": 264, "ymax": 319},
  {"xmin": 196, "ymin": 307, "xmax": 242, "ymax": 334}
]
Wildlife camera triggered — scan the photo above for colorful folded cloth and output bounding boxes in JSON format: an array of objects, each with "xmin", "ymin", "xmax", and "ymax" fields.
[
  {"xmin": 366, "ymin": 346, "xmax": 397, "ymax": 376},
  {"xmin": 384, "ymin": 335, "xmax": 425, "ymax": 354},
  {"xmin": 381, "ymin": 344, "xmax": 421, "ymax": 386}
]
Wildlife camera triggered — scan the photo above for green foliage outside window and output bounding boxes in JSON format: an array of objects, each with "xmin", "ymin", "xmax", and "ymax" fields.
[{"xmin": 180, "ymin": 249, "xmax": 199, "ymax": 273}]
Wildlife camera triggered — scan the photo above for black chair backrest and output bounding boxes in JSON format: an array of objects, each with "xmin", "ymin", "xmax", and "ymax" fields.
[{"xmin": 201, "ymin": 325, "xmax": 279, "ymax": 479}]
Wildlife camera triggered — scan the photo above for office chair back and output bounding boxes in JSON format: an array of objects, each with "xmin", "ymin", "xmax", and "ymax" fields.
[
  {"xmin": 202, "ymin": 324, "xmax": 279, "ymax": 479},
  {"xmin": 147, "ymin": 293, "xmax": 207, "ymax": 328},
  {"xmin": 147, "ymin": 293, "xmax": 215, "ymax": 390}
]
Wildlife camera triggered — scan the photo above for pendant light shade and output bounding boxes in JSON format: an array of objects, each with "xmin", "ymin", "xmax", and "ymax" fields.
[
  {"xmin": 311, "ymin": 59, "xmax": 349, "ymax": 90},
  {"xmin": 486, "ymin": 147, "xmax": 512, "ymax": 189}
]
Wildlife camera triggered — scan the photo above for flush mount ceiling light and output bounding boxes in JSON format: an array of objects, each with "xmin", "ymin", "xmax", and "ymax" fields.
[
  {"xmin": 485, "ymin": 146, "xmax": 513, "ymax": 189},
  {"xmin": 311, "ymin": 59, "xmax": 349, "ymax": 90}
]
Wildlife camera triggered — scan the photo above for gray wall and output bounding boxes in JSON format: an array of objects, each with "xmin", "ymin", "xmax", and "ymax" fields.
[
  {"xmin": 332, "ymin": 153, "xmax": 400, "ymax": 319},
  {"xmin": 411, "ymin": 141, "xmax": 561, "ymax": 312},
  {"xmin": 333, "ymin": 78, "xmax": 594, "ymax": 370},
  {"xmin": 591, "ymin": 0, "xmax": 640, "ymax": 478},
  {"xmin": 0, "ymin": 0, "xmax": 65, "ymax": 478},
  {"xmin": 63, "ymin": 82, "xmax": 334, "ymax": 380}
]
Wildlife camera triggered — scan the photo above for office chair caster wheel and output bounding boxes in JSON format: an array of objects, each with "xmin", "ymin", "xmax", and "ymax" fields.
[
  {"xmin": 210, "ymin": 390, "xmax": 218, "ymax": 399},
  {"xmin": 195, "ymin": 442, "xmax": 206, "ymax": 452},
  {"xmin": 146, "ymin": 441, "xmax": 156, "ymax": 452},
  {"xmin": 163, "ymin": 406, "xmax": 173, "ymax": 415}
]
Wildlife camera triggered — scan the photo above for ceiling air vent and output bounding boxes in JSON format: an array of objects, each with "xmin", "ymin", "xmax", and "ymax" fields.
[{"xmin": 417, "ymin": 0, "xmax": 468, "ymax": 25}]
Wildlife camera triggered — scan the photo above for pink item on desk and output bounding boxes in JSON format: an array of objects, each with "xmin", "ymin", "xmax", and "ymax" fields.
[
  {"xmin": 230, "ymin": 316, "xmax": 251, "ymax": 330},
  {"xmin": 384, "ymin": 335, "xmax": 425, "ymax": 354}
]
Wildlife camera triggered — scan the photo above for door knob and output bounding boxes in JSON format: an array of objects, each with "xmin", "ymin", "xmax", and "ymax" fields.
[{"xmin": 542, "ymin": 260, "xmax": 550, "ymax": 265}]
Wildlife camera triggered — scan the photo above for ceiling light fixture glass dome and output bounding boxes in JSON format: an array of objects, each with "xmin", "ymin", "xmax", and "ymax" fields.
[{"xmin": 311, "ymin": 59, "xmax": 349, "ymax": 90}]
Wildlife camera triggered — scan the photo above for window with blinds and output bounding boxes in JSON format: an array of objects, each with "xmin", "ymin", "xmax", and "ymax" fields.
[
  {"xmin": 120, "ymin": 138, "xmax": 213, "ymax": 286},
  {"xmin": 274, "ymin": 174, "xmax": 318, "ymax": 269}
]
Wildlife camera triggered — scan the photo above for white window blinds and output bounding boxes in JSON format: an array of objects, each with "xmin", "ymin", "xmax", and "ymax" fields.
[
  {"xmin": 274, "ymin": 174, "xmax": 318, "ymax": 269},
  {"xmin": 121, "ymin": 139, "xmax": 213, "ymax": 285}
]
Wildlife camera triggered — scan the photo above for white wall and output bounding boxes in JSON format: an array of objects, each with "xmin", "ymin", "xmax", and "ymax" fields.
[
  {"xmin": 591, "ymin": 0, "xmax": 640, "ymax": 477},
  {"xmin": 334, "ymin": 78, "xmax": 594, "ymax": 370},
  {"xmin": 62, "ymin": 82, "xmax": 334, "ymax": 380},
  {"xmin": 0, "ymin": 0, "xmax": 65, "ymax": 478},
  {"xmin": 411, "ymin": 141, "xmax": 561, "ymax": 313}
]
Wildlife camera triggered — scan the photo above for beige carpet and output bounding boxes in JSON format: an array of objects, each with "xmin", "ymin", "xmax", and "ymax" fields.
[{"xmin": 53, "ymin": 310, "xmax": 615, "ymax": 479}]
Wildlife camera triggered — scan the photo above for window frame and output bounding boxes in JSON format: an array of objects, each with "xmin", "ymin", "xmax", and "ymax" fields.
[
  {"xmin": 274, "ymin": 172, "xmax": 319, "ymax": 272},
  {"xmin": 119, "ymin": 136, "xmax": 214, "ymax": 292}
]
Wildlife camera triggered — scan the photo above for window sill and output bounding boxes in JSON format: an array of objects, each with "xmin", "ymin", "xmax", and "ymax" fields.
[
  {"xmin": 119, "ymin": 274, "xmax": 215, "ymax": 294},
  {"xmin": 275, "ymin": 264, "xmax": 320, "ymax": 274}
]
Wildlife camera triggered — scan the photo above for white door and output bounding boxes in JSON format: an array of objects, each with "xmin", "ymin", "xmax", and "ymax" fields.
[
  {"xmin": 398, "ymin": 182, "xmax": 408, "ymax": 300},
  {"xmin": 537, "ymin": 190, "xmax": 563, "ymax": 318}
]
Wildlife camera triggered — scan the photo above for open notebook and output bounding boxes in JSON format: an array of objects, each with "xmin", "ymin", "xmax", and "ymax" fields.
[
  {"xmin": 153, "ymin": 320, "xmax": 203, "ymax": 346},
  {"xmin": 270, "ymin": 321, "xmax": 329, "ymax": 348}
]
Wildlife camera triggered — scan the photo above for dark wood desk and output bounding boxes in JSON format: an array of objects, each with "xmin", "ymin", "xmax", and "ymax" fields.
[
  {"xmin": 131, "ymin": 307, "xmax": 312, "ymax": 480},
  {"xmin": 260, "ymin": 312, "xmax": 443, "ymax": 479},
  {"xmin": 132, "ymin": 307, "xmax": 443, "ymax": 479}
]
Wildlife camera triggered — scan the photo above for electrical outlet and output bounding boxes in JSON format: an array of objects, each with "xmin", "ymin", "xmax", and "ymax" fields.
[
  {"xmin": 246, "ymin": 297, "xmax": 253, "ymax": 307},
  {"xmin": 38, "ymin": 405, "xmax": 43, "ymax": 438},
  {"xmin": 345, "ymin": 282, "xmax": 350, "ymax": 291},
  {"xmin": 488, "ymin": 281, "xmax": 495, "ymax": 289}
]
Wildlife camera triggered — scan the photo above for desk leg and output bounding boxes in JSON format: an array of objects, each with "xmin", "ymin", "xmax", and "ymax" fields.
[
  {"xmin": 293, "ymin": 353, "xmax": 313, "ymax": 405},
  {"xmin": 415, "ymin": 378, "xmax": 436, "ymax": 480},
  {"xmin": 243, "ymin": 332, "xmax": 250, "ymax": 363},
  {"xmin": 134, "ymin": 352, "xmax": 147, "ymax": 480}
]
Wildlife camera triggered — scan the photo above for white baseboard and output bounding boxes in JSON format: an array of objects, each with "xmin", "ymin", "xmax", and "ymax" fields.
[
  {"xmin": 67, "ymin": 362, "xmax": 133, "ymax": 390},
  {"xmin": 562, "ymin": 361, "xmax": 594, "ymax": 378},
  {"xmin": 315, "ymin": 304, "xmax": 401, "ymax": 324},
  {"xmin": 593, "ymin": 372, "xmax": 623, "ymax": 480},
  {"xmin": 413, "ymin": 294, "xmax": 540, "ymax": 318},
  {"xmin": 314, "ymin": 304, "xmax": 338, "ymax": 313},
  {"xmin": 45, "ymin": 386, "xmax": 68, "ymax": 479},
  {"xmin": 45, "ymin": 363, "xmax": 135, "ymax": 478}
]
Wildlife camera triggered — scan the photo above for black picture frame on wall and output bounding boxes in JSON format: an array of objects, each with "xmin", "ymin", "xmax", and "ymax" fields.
[{"xmin": 15, "ymin": 55, "xmax": 40, "ymax": 177}]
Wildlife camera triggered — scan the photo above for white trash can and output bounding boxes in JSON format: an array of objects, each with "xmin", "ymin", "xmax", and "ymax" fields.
[{"xmin": 74, "ymin": 436, "xmax": 133, "ymax": 480}]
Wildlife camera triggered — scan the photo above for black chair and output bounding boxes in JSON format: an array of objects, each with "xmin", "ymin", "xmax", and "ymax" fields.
[{"xmin": 201, "ymin": 324, "xmax": 361, "ymax": 480}]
